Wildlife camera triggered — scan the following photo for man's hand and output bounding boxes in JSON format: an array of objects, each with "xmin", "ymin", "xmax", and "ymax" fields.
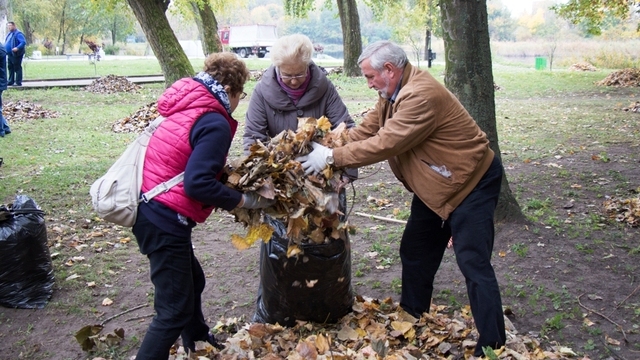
[
  {"xmin": 296, "ymin": 142, "xmax": 333, "ymax": 175},
  {"xmin": 240, "ymin": 192, "xmax": 276, "ymax": 209}
]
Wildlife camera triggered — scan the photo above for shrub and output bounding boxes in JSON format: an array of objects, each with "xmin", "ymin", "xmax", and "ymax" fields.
[{"xmin": 103, "ymin": 45, "xmax": 120, "ymax": 55}]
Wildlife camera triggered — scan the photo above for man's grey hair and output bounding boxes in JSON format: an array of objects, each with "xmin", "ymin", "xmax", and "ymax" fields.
[
  {"xmin": 270, "ymin": 34, "xmax": 313, "ymax": 67},
  {"xmin": 357, "ymin": 41, "xmax": 408, "ymax": 71}
]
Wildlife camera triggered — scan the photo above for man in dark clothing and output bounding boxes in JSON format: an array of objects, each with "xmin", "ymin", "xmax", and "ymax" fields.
[{"xmin": 5, "ymin": 21, "xmax": 26, "ymax": 86}]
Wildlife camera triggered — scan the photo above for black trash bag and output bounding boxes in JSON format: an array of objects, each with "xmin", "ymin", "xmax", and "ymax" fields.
[
  {"xmin": 253, "ymin": 192, "xmax": 353, "ymax": 327},
  {"xmin": 0, "ymin": 195, "xmax": 54, "ymax": 309}
]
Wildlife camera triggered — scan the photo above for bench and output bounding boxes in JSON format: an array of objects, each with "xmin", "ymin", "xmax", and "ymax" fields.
[{"xmin": 64, "ymin": 53, "xmax": 94, "ymax": 61}]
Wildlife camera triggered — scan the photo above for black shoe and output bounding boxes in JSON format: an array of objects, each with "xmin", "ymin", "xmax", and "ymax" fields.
[
  {"xmin": 6, "ymin": 83, "xmax": 13, "ymax": 86},
  {"xmin": 15, "ymin": 84, "xmax": 21, "ymax": 86},
  {"xmin": 206, "ymin": 333, "xmax": 224, "ymax": 350}
]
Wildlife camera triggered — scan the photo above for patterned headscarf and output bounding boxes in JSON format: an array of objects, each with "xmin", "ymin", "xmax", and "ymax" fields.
[{"xmin": 193, "ymin": 71, "xmax": 232, "ymax": 115}]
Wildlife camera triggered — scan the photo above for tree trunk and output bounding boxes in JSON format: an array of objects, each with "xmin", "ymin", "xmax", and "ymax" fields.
[
  {"xmin": 440, "ymin": 0, "xmax": 524, "ymax": 223},
  {"xmin": 336, "ymin": 0, "xmax": 362, "ymax": 77},
  {"xmin": 126, "ymin": 0, "xmax": 194, "ymax": 87},
  {"xmin": 111, "ymin": 17, "xmax": 117, "ymax": 45},
  {"xmin": 22, "ymin": 19, "xmax": 35, "ymax": 45},
  {"xmin": 0, "ymin": 0, "xmax": 6, "ymax": 40},
  {"xmin": 190, "ymin": 1, "xmax": 222, "ymax": 56}
]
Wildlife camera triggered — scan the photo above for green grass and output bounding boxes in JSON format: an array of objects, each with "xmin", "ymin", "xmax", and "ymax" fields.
[{"xmin": 23, "ymin": 57, "xmax": 346, "ymax": 80}]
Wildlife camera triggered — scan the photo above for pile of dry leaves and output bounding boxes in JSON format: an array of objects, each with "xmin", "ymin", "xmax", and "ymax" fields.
[
  {"xmin": 84, "ymin": 74, "xmax": 142, "ymax": 94},
  {"xmin": 2, "ymin": 100, "xmax": 60, "ymax": 123},
  {"xmin": 596, "ymin": 68, "xmax": 640, "ymax": 87},
  {"xmin": 568, "ymin": 63, "xmax": 597, "ymax": 72},
  {"xmin": 112, "ymin": 102, "xmax": 160, "ymax": 133},
  {"xmin": 224, "ymin": 117, "xmax": 351, "ymax": 251},
  {"xmin": 167, "ymin": 296, "xmax": 576, "ymax": 360},
  {"xmin": 603, "ymin": 192, "xmax": 640, "ymax": 227}
]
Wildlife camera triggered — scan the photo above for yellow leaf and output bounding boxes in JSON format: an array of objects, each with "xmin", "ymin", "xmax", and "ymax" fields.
[
  {"xmin": 231, "ymin": 223, "xmax": 274, "ymax": 250},
  {"xmin": 499, "ymin": 250, "xmax": 507, "ymax": 257},
  {"xmin": 317, "ymin": 116, "xmax": 332, "ymax": 132},
  {"xmin": 605, "ymin": 335, "xmax": 620, "ymax": 346},
  {"xmin": 337, "ymin": 325, "xmax": 359, "ymax": 341},
  {"xmin": 314, "ymin": 334, "xmax": 330, "ymax": 354},
  {"xmin": 287, "ymin": 243, "xmax": 303, "ymax": 258},
  {"xmin": 102, "ymin": 298, "xmax": 113, "ymax": 306},
  {"xmin": 391, "ymin": 321, "xmax": 413, "ymax": 335}
]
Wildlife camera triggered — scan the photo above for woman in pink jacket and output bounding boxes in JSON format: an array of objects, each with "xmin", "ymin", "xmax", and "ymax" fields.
[{"xmin": 133, "ymin": 53, "xmax": 273, "ymax": 360}]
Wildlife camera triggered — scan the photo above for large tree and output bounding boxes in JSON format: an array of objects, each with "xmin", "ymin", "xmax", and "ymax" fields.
[
  {"xmin": 126, "ymin": 0, "xmax": 193, "ymax": 86},
  {"xmin": 335, "ymin": 0, "xmax": 362, "ymax": 76},
  {"xmin": 440, "ymin": 0, "xmax": 523, "ymax": 222},
  {"xmin": 284, "ymin": 0, "xmax": 362, "ymax": 76},
  {"xmin": 188, "ymin": 1, "xmax": 222, "ymax": 56}
]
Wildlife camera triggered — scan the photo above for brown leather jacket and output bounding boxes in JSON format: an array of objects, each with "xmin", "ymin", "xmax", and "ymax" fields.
[{"xmin": 333, "ymin": 63, "xmax": 494, "ymax": 220}]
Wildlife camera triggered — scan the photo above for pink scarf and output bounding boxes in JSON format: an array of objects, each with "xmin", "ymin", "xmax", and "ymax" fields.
[{"xmin": 276, "ymin": 68, "xmax": 311, "ymax": 105}]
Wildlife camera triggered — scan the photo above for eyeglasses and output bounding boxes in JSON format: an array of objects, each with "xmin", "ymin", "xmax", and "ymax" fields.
[
  {"xmin": 278, "ymin": 68, "xmax": 308, "ymax": 81},
  {"xmin": 240, "ymin": 91, "xmax": 247, "ymax": 100}
]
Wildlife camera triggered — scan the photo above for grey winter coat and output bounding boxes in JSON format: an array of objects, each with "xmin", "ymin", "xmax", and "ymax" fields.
[{"xmin": 243, "ymin": 62, "xmax": 354, "ymax": 153}]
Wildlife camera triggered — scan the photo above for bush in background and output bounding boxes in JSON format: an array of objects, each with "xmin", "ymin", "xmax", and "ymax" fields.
[{"xmin": 103, "ymin": 45, "xmax": 120, "ymax": 55}]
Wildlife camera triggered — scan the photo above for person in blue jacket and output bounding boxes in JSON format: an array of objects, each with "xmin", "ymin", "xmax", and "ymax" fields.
[
  {"xmin": 0, "ymin": 42, "xmax": 10, "ymax": 137},
  {"xmin": 5, "ymin": 21, "xmax": 26, "ymax": 86}
]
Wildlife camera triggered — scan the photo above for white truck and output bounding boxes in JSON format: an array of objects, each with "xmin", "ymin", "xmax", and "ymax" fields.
[{"xmin": 219, "ymin": 25, "xmax": 278, "ymax": 58}]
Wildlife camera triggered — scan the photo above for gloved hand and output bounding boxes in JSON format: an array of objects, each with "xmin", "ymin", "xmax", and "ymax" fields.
[
  {"xmin": 240, "ymin": 192, "xmax": 276, "ymax": 209},
  {"xmin": 296, "ymin": 142, "xmax": 333, "ymax": 175}
]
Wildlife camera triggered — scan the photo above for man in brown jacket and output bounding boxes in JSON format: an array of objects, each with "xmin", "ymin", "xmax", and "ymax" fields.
[{"xmin": 298, "ymin": 40, "xmax": 506, "ymax": 357}]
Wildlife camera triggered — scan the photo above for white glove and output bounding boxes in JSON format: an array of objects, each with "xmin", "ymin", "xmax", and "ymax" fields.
[
  {"xmin": 240, "ymin": 192, "xmax": 276, "ymax": 209},
  {"xmin": 296, "ymin": 142, "xmax": 333, "ymax": 175}
]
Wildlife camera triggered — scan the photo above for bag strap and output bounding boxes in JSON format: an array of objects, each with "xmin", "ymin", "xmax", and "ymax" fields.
[
  {"xmin": 140, "ymin": 172, "xmax": 185, "ymax": 203},
  {"xmin": 139, "ymin": 116, "xmax": 184, "ymax": 203}
]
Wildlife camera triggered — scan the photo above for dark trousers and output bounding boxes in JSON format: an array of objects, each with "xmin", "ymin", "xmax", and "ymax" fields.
[
  {"xmin": 399, "ymin": 155, "xmax": 506, "ymax": 356},
  {"xmin": 7, "ymin": 53, "xmax": 23, "ymax": 85},
  {"xmin": 132, "ymin": 211, "xmax": 209, "ymax": 360}
]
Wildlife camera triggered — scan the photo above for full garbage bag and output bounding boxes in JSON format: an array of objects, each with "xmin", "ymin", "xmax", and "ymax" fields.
[
  {"xmin": 253, "ymin": 192, "xmax": 353, "ymax": 326},
  {"xmin": 0, "ymin": 195, "xmax": 54, "ymax": 309}
]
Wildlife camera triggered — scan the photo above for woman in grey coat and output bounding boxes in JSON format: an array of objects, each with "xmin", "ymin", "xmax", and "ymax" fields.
[
  {"xmin": 243, "ymin": 34, "xmax": 356, "ymax": 326},
  {"xmin": 243, "ymin": 34, "xmax": 355, "ymax": 152}
]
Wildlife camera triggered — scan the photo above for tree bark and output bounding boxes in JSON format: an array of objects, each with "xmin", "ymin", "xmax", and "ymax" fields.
[
  {"xmin": 440, "ymin": 0, "xmax": 524, "ymax": 223},
  {"xmin": 190, "ymin": 1, "xmax": 222, "ymax": 56},
  {"xmin": 126, "ymin": 0, "xmax": 194, "ymax": 87},
  {"xmin": 336, "ymin": 0, "xmax": 362, "ymax": 77},
  {"xmin": 0, "ymin": 0, "xmax": 7, "ymax": 40}
]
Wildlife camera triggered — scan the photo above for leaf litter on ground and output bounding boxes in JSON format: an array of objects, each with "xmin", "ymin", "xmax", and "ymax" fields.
[
  {"xmin": 2, "ymin": 100, "xmax": 60, "ymax": 122},
  {"xmin": 163, "ymin": 296, "xmax": 577, "ymax": 360}
]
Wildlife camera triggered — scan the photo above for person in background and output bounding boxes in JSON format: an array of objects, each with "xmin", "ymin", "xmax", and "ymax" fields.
[
  {"xmin": 0, "ymin": 42, "xmax": 10, "ymax": 137},
  {"xmin": 242, "ymin": 33, "xmax": 356, "ymax": 324},
  {"xmin": 243, "ymin": 33, "xmax": 355, "ymax": 152},
  {"xmin": 298, "ymin": 40, "xmax": 506, "ymax": 357},
  {"xmin": 132, "ymin": 52, "xmax": 274, "ymax": 360},
  {"xmin": 4, "ymin": 22, "xmax": 26, "ymax": 87}
]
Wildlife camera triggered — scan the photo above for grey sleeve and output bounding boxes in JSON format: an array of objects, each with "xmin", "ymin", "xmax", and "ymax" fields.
[{"xmin": 243, "ymin": 86, "xmax": 270, "ymax": 155}]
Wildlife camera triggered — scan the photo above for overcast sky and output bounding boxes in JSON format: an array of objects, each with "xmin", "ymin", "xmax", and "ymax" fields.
[{"xmin": 501, "ymin": 0, "xmax": 567, "ymax": 17}]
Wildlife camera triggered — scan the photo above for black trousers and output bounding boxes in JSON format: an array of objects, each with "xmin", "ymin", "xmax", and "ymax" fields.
[
  {"xmin": 132, "ymin": 211, "xmax": 209, "ymax": 360},
  {"xmin": 7, "ymin": 53, "xmax": 23, "ymax": 85},
  {"xmin": 399, "ymin": 155, "xmax": 506, "ymax": 356}
]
